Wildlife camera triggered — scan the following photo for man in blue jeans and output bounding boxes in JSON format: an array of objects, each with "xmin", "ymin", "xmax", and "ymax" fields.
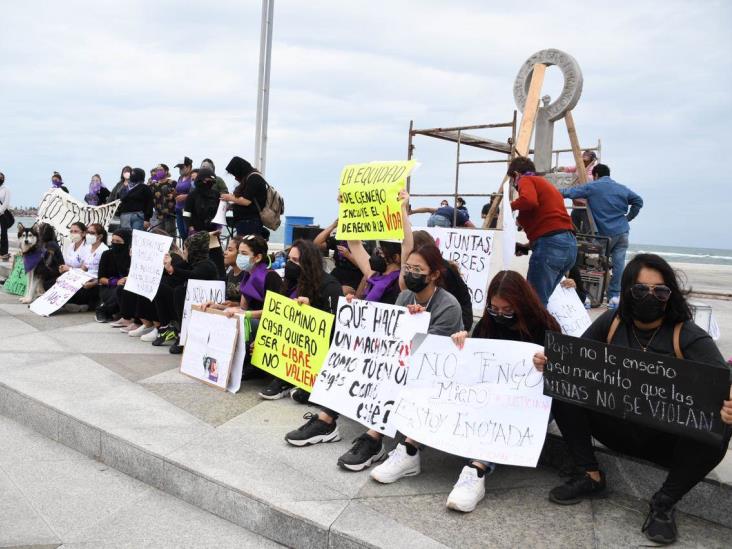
[
  {"xmin": 509, "ymin": 157, "xmax": 577, "ymax": 305},
  {"xmin": 560, "ymin": 163, "xmax": 643, "ymax": 308}
]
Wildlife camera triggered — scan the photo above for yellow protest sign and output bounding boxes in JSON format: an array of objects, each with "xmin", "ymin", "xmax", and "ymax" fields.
[
  {"xmin": 336, "ymin": 160, "xmax": 416, "ymax": 240},
  {"xmin": 251, "ymin": 291, "xmax": 335, "ymax": 392}
]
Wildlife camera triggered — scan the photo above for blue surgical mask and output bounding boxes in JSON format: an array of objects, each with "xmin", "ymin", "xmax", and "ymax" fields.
[{"xmin": 236, "ymin": 255, "xmax": 254, "ymax": 271}]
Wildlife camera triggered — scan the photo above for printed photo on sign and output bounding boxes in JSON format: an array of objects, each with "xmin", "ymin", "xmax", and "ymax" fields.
[
  {"xmin": 392, "ymin": 334, "xmax": 551, "ymax": 467},
  {"xmin": 125, "ymin": 230, "xmax": 173, "ymax": 301},
  {"xmin": 417, "ymin": 226, "xmax": 494, "ymax": 315},
  {"xmin": 29, "ymin": 269, "xmax": 95, "ymax": 316},
  {"xmin": 547, "ymin": 282, "xmax": 592, "ymax": 337},
  {"xmin": 336, "ymin": 160, "xmax": 416, "ymax": 241},
  {"xmin": 251, "ymin": 291, "xmax": 335, "ymax": 391},
  {"xmin": 543, "ymin": 331, "xmax": 731, "ymax": 445},
  {"xmin": 180, "ymin": 307, "xmax": 239, "ymax": 391},
  {"xmin": 310, "ymin": 298, "xmax": 430, "ymax": 437},
  {"xmin": 180, "ymin": 279, "xmax": 226, "ymax": 345}
]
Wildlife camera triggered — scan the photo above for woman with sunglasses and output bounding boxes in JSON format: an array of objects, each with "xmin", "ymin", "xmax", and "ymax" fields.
[
  {"xmin": 441, "ymin": 270, "xmax": 561, "ymax": 512},
  {"xmin": 533, "ymin": 253, "xmax": 732, "ymax": 545}
]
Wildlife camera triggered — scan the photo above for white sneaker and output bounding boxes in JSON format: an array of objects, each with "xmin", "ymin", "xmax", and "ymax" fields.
[
  {"xmin": 446, "ymin": 466, "xmax": 487, "ymax": 513},
  {"xmin": 128, "ymin": 325, "xmax": 154, "ymax": 337},
  {"xmin": 140, "ymin": 328, "xmax": 159, "ymax": 342},
  {"xmin": 370, "ymin": 443, "xmax": 420, "ymax": 484},
  {"xmin": 119, "ymin": 323, "xmax": 139, "ymax": 333},
  {"xmin": 608, "ymin": 296, "xmax": 620, "ymax": 310}
]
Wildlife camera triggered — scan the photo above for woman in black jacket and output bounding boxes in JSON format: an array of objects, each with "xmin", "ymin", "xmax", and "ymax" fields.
[
  {"xmin": 182, "ymin": 169, "xmax": 220, "ymax": 233},
  {"xmin": 117, "ymin": 168, "xmax": 153, "ymax": 231},
  {"xmin": 221, "ymin": 156, "xmax": 269, "ymax": 239},
  {"xmin": 96, "ymin": 229, "xmax": 132, "ymax": 323}
]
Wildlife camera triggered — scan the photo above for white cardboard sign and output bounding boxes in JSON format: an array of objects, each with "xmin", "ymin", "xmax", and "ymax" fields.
[
  {"xmin": 30, "ymin": 269, "xmax": 95, "ymax": 316},
  {"xmin": 180, "ymin": 308, "xmax": 238, "ymax": 390},
  {"xmin": 310, "ymin": 298, "xmax": 430, "ymax": 436},
  {"xmin": 125, "ymin": 230, "xmax": 173, "ymax": 301},
  {"xmin": 392, "ymin": 334, "xmax": 551, "ymax": 467},
  {"xmin": 180, "ymin": 279, "xmax": 226, "ymax": 345},
  {"xmin": 416, "ymin": 226, "xmax": 494, "ymax": 315},
  {"xmin": 547, "ymin": 283, "xmax": 592, "ymax": 338}
]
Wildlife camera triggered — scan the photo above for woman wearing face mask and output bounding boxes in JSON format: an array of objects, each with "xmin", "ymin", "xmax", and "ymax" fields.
[
  {"xmin": 50, "ymin": 171, "xmax": 69, "ymax": 193},
  {"xmin": 60, "ymin": 222, "xmax": 90, "ymax": 274},
  {"xmin": 533, "ymin": 254, "xmax": 732, "ymax": 545},
  {"xmin": 84, "ymin": 174, "xmax": 110, "ymax": 206},
  {"xmin": 109, "ymin": 166, "xmax": 132, "ymax": 202},
  {"xmin": 66, "ymin": 223, "xmax": 109, "ymax": 311},
  {"xmin": 222, "ymin": 236, "xmax": 244, "ymax": 304},
  {"xmin": 182, "ymin": 169, "xmax": 221, "ymax": 233},
  {"xmin": 443, "ymin": 271, "xmax": 560, "ymax": 513},
  {"xmin": 117, "ymin": 168, "xmax": 153, "ymax": 231},
  {"xmin": 151, "ymin": 231, "xmax": 220, "ymax": 353},
  {"xmin": 96, "ymin": 230, "xmax": 132, "ymax": 323}
]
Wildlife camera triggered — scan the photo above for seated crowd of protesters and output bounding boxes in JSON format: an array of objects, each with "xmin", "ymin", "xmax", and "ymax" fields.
[{"xmin": 21, "ymin": 156, "xmax": 732, "ymax": 546}]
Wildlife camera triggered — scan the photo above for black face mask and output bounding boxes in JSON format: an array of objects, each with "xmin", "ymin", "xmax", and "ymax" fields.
[
  {"xmin": 404, "ymin": 272, "xmax": 429, "ymax": 293},
  {"xmin": 284, "ymin": 261, "xmax": 301, "ymax": 283},
  {"xmin": 369, "ymin": 255, "xmax": 387, "ymax": 274},
  {"xmin": 493, "ymin": 314, "xmax": 518, "ymax": 327},
  {"xmin": 632, "ymin": 295, "xmax": 667, "ymax": 323},
  {"xmin": 111, "ymin": 243, "xmax": 127, "ymax": 254}
]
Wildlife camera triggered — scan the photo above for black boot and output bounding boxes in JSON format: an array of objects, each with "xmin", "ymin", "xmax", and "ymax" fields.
[
  {"xmin": 642, "ymin": 491, "xmax": 678, "ymax": 545},
  {"xmin": 169, "ymin": 337, "xmax": 184, "ymax": 355}
]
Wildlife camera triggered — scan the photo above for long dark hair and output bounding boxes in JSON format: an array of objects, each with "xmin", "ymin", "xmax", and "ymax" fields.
[
  {"xmin": 408, "ymin": 244, "xmax": 446, "ymax": 287},
  {"xmin": 619, "ymin": 254, "xmax": 692, "ymax": 324},
  {"xmin": 474, "ymin": 270, "xmax": 560, "ymax": 341},
  {"xmin": 88, "ymin": 223, "xmax": 108, "ymax": 245},
  {"xmin": 118, "ymin": 165, "xmax": 132, "ymax": 186},
  {"xmin": 292, "ymin": 239, "xmax": 323, "ymax": 301}
]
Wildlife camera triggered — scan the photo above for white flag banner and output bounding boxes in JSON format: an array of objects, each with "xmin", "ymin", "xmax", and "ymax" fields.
[
  {"xmin": 36, "ymin": 189, "xmax": 119, "ymax": 245},
  {"xmin": 502, "ymin": 180, "xmax": 517, "ymax": 270},
  {"xmin": 392, "ymin": 334, "xmax": 551, "ymax": 467},
  {"xmin": 125, "ymin": 230, "xmax": 173, "ymax": 301},
  {"xmin": 547, "ymin": 282, "xmax": 592, "ymax": 337},
  {"xmin": 30, "ymin": 269, "xmax": 95, "ymax": 316},
  {"xmin": 180, "ymin": 279, "xmax": 226, "ymax": 345},
  {"xmin": 310, "ymin": 298, "xmax": 430, "ymax": 436},
  {"xmin": 415, "ymin": 226, "xmax": 494, "ymax": 315}
]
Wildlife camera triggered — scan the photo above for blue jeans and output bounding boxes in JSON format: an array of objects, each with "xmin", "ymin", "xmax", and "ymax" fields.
[
  {"xmin": 176, "ymin": 210, "xmax": 188, "ymax": 239},
  {"xmin": 427, "ymin": 214, "xmax": 452, "ymax": 228},
  {"xmin": 119, "ymin": 211, "xmax": 144, "ymax": 231},
  {"xmin": 528, "ymin": 231, "xmax": 578, "ymax": 305},
  {"xmin": 607, "ymin": 232, "xmax": 629, "ymax": 299}
]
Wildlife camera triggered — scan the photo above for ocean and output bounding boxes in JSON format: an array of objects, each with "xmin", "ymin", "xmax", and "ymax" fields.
[{"xmin": 12, "ymin": 216, "xmax": 731, "ymax": 266}]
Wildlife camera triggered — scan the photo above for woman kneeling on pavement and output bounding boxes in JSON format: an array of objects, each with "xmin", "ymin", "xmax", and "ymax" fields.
[
  {"xmin": 444, "ymin": 270, "xmax": 560, "ymax": 512},
  {"xmin": 533, "ymin": 253, "xmax": 732, "ymax": 545}
]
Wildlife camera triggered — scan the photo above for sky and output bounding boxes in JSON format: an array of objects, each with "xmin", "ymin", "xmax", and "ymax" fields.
[{"xmin": 1, "ymin": 0, "xmax": 730, "ymax": 248}]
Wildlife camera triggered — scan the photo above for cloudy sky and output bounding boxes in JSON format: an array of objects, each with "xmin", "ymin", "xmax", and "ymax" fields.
[{"xmin": 1, "ymin": 0, "xmax": 730, "ymax": 248}]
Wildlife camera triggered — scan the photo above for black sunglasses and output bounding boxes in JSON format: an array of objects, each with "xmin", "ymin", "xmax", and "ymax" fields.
[{"xmin": 631, "ymin": 283, "xmax": 672, "ymax": 302}]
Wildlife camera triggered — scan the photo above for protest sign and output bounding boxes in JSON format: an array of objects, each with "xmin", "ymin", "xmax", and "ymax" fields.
[
  {"xmin": 543, "ymin": 331, "xmax": 731, "ymax": 445},
  {"xmin": 3, "ymin": 255, "xmax": 27, "ymax": 296},
  {"xmin": 251, "ymin": 291, "xmax": 335, "ymax": 391},
  {"xmin": 212, "ymin": 200, "xmax": 228, "ymax": 225},
  {"xmin": 29, "ymin": 269, "xmax": 95, "ymax": 316},
  {"xmin": 310, "ymin": 298, "xmax": 430, "ymax": 436},
  {"xmin": 547, "ymin": 283, "xmax": 592, "ymax": 337},
  {"xmin": 180, "ymin": 306, "xmax": 238, "ymax": 390},
  {"xmin": 417, "ymin": 226, "xmax": 494, "ymax": 315},
  {"xmin": 37, "ymin": 189, "xmax": 120, "ymax": 243},
  {"xmin": 180, "ymin": 279, "xmax": 226, "ymax": 345},
  {"xmin": 336, "ymin": 160, "xmax": 416, "ymax": 241},
  {"xmin": 392, "ymin": 334, "xmax": 550, "ymax": 467},
  {"xmin": 125, "ymin": 230, "xmax": 173, "ymax": 301}
]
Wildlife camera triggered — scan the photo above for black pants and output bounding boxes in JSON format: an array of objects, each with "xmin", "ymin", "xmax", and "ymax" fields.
[
  {"xmin": 69, "ymin": 285, "xmax": 99, "ymax": 307},
  {"xmin": 153, "ymin": 283, "xmax": 187, "ymax": 327},
  {"xmin": 571, "ymin": 208, "xmax": 590, "ymax": 234},
  {"xmin": 236, "ymin": 217, "xmax": 270, "ymax": 241},
  {"xmin": 98, "ymin": 286, "xmax": 120, "ymax": 314},
  {"xmin": 552, "ymin": 399, "xmax": 731, "ymax": 503},
  {"xmin": 0, "ymin": 221, "xmax": 8, "ymax": 255},
  {"xmin": 119, "ymin": 288, "xmax": 157, "ymax": 322}
]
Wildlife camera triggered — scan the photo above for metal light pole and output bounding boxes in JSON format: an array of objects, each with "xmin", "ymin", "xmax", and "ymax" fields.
[{"xmin": 254, "ymin": 0, "xmax": 274, "ymax": 174}]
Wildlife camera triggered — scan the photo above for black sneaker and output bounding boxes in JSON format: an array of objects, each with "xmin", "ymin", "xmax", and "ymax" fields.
[
  {"xmin": 290, "ymin": 388, "xmax": 311, "ymax": 404},
  {"xmin": 549, "ymin": 471, "xmax": 607, "ymax": 505},
  {"xmin": 337, "ymin": 433, "xmax": 386, "ymax": 471},
  {"xmin": 642, "ymin": 492, "xmax": 678, "ymax": 545},
  {"xmin": 169, "ymin": 338, "xmax": 184, "ymax": 354},
  {"xmin": 258, "ymin": 378, "xmax": 293, "ymax": 400},
  {"xmin": 285, "ymin": 412, "xmax": 341, "ymax": 447},
  {"xmin": 95, "ymin": 307, "xmax": 111, "ymax": 323},
  {"xmin": 152, "ymin": 327, "xmax": 177, "ymax": 347}
]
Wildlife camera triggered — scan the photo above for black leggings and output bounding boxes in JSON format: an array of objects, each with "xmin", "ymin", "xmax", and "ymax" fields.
[
  {"xmin": 153, "ymin": 283, "xmax": 187, "ymax": 327},
  {"xmin": 119, "ymin": 288, "xmax": 158, "ymax": 322},
  {"xmin": 69, "ymin": 285, "xmax": 99, "ymax": 307},
  {"xmin": 552, "ymin": 399, "xmax": 731, "ymax": 503}
]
